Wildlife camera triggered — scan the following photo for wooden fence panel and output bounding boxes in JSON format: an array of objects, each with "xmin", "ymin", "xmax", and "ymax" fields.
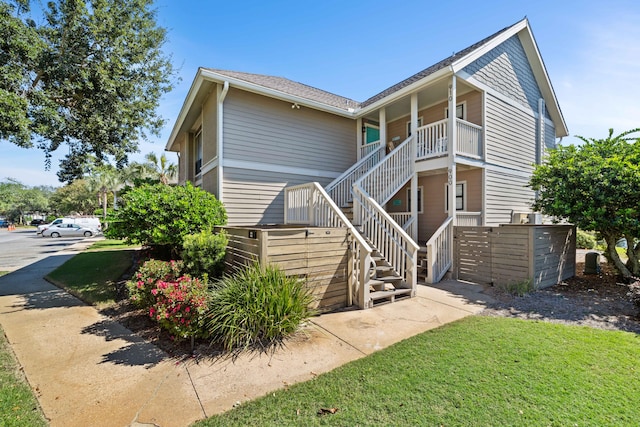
[{"xmin": 454, "ymin": 227, "xmax": 492, "ymax": 284}]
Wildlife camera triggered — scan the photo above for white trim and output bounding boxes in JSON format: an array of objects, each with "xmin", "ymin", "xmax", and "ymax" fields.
[
  {"xmin": 445, "ymin": 181, "xmax": 467, "ymax": 213},
  {"xmin": 407, "ymin": 185, "xmax": 424, "ymax": 214},
  {"xmin": 406, "ymin": 116, "xmax": 423, "ymax": 137},
  {"xmin": 445, "ymin": 101, "xmax": 467, "ymax": 121},
  {"xmin": 223, "ymin": 159, "xmax": 341, "ymax": 179},
  {"xmin": 217, "ymin": 81, "xmax": 229, "ymax": 201},
  {"xmin": 201, "ymin": 157, "xmax": 219, "ymax": 175}
]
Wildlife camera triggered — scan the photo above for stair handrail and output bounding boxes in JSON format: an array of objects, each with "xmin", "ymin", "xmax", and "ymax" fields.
[
  {"xmin": 325, "ymin": 140, "xmax": 385, "ymax": 207},
  {"xmin": 284, "ymin": 182, "xmax": 374, "ymax": 308},
  {"xmin": 425, "ymin": 216, "xmax": 454, "ymax": 283},
  {"xmin": 352, "ymin": 185, "xmax": 419, "ymax": 291},
  {"xmin": 354, "ymin": 136, "xmax": 414, "ymax": 207}
]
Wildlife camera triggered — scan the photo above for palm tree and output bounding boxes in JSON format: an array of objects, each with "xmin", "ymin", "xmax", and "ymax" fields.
[
  {"xmin": 87, "ymin": 167, "xmax": 125, "ymax": 219},
  {"xmin": 144, "ymin": 152, "xmax": 178, "ymax": 185}
]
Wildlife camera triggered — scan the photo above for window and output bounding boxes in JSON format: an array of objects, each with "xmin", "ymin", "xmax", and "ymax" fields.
[
  {"xmin": 445, "ymin": 102, "xmax": 466, "ymax": 120},
  {"xmin": 406, "ymin": 117, "xmax": 423, "ymax": 137},
  {"xmin": 194, "ymin": 128, "xmax": 203, "ymax": 175},
  {"xmin": 407, "ymin": 186, "xmax": 423, "ymax": 214},
  {"xmin": 445, "ymin": 182, "xmax": 466, "ymax": 212}
]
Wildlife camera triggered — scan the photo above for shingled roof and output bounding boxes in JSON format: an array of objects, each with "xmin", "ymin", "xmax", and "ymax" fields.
[
  {"xmin": 360, "ymin": 23, "xmax": 514, "ymax": 108},
  {"xmin": 204, "ymin": 69, "xmax": 360, "ymax": 111}
]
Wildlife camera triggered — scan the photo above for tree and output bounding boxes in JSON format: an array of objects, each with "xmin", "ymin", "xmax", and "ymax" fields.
[
  {"xmin": 49, "ymin": 179, "xmax": 98, "ymax": 215},
  {"xmin": 1, "ymin": 0, "xmax": 175, "ymax": 179},
  {"xmin": 106, "ymin": 183, "xmax": 227, "ymax": 258},
  {"xmin": 87, "ymin": 166, "xmax": 124, "ymax": 218},
  {"xmin": 129, "ymin": 152, "xmax": 178, "ymax": 185},
  {"xmin": 530, "ymin": 128, "xmax": 640, "ymax": 278}
]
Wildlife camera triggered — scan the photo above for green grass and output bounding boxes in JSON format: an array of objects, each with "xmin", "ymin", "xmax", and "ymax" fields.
[
  {"xmin": 45, "ymin": 250, "xmax": 134, "ymax": 306},
  {"xmin": 0, "ymin": 325, "xmax": 47, "ymax": 426},
  {"xmin": 0, "ymin": 271, "xmax": 8, "ymax": 277},
  {"xmin": 88, "ymin": 239, "xmax": 139, "ymax": 251},
  {"xmin": 196, "ymin": 316, "xmax": 640, "ymax": 426}
]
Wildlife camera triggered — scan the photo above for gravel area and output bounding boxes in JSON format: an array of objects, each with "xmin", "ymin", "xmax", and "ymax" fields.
[{"xmin": 480, "ymin": 261, "xmax": 640, "ymax": 334}]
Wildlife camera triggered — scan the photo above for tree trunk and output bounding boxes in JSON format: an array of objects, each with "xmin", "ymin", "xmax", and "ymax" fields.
[
  {"xmin": 625, "ymin": 235, "xmax": 640, "ymax": 276},
  {"xmin": 102, "ymin": 191, "xmax": 107, "ymax": 219},
  {"xmin": 605, "ymin": 235, "xmax": 632, "ymax": 278}
]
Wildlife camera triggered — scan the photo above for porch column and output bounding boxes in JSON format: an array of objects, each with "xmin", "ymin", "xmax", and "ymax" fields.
[
  {"xmin": 356, "ymin": 117, "xmax": 363, "ymax": 160},
  {"xmin": 410, "ymin": 174, "xmax": 418, "ymax": 241},
  {"xmin": 447, "ymin": 75, "xmax": 457, "ymax": 276},
  {"xmin": 379, "ymin": 108, "xmax": 386, "ymax": 151},
  {"xmin": 410, "ymin": 93, "xmax": 418, "ymax": 136}
]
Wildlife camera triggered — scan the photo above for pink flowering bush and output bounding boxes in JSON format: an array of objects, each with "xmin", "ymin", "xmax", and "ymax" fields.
[
  {"xmin": 151, "ymin": 276, "xmax": 210, "ymax": 340},
  {"xmin": 126, "ymin": 259, "xmax": 184, "ymax": 308}
]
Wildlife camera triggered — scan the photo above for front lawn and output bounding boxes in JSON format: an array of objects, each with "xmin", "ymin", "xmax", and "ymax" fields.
[
  {"xmin": 45, "ymin": 249, "xmax": 134, "ymax": 306},
  {"xmin": 0, "ymin": 324, "xmax": 47, "ymax": 426},
  {"xmin": 196, "ymin": 316, "xmax": 640, "ymax": 426}
]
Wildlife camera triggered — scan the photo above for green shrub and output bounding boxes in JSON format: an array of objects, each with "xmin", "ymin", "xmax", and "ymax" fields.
[
  {"xmin": 127, "ymin": 259, "xmax": 184, "ymax": 308},
  {"xmin": 497, "ymin": 279, "xmax": 533, "ymax": 296},
  {"xmin": 182, "ymin": 230, "xmax": 228, "ymax": 278},
  {"xmin": 208, "ymin": 262, "xmax": 315, "ymax": 351},
  {"xmin": 106, "ymin": 182, "xmax": 227, "ymax": 257},
  {"xmin": 151, "ymin": 276, "xmax": 210, "ymax": 342},
  {"xmin": 576, "ymin": 229, "xmax": 597, "ymax": 249}
]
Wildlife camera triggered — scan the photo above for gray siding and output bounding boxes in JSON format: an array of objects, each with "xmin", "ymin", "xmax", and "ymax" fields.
[
  {"xmin": 223, "ymin": 167, "xmax": 334, "ymax": 226},
  {"xmin": 485, "ymin": 169, "xmax": 535, "ymax": 226},
  {"xmin": 485, "ymin": 94, "xmax": 537, "ymax": 172},
  {"xmin": 544, "ymin": 121, "xmax": 556, "ymax": 151},
  {"xmin": 464, "ymin": 35, "xmax": 550, "ymax": 118},
  {"xmin": 223, "ymin": 88, "xmax": 356, "ymax": 173}
]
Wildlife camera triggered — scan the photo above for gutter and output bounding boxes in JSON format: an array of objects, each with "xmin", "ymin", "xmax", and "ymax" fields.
[{"xmin": 217, "ymin": 81, "xmax": 229, "ymax": 202}]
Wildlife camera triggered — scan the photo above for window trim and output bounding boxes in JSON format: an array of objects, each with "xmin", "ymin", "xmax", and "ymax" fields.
[
  {"xmin": 406, "ymin": 116, "xmax": 423, "ymax": 137},
  {"xmin": 407, "ymin": 186, "xmax": 424, "ymax": 214},
  {"xmin": 445, "ymin": 181, "xmax": 466, "ymax": 213},
  {"xmin": 194, "ymin": 128, "xmax": 203, "ymax": 175},
  {"xmin": 445, "ymin": 101, "xmax": 467, "ymax": 121}
]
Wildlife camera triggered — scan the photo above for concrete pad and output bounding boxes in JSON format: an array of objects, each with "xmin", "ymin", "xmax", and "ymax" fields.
[
  {"xmin": 187, "ymin": 323, "xmax": 364, "ymax": 416},
  {"xmin": 418, "ymin": 281, "xmax": 495, "ymax": 313}
]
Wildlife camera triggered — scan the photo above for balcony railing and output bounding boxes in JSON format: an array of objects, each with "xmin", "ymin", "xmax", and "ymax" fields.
[
  {"xmin": 415, "ymin": 119, "xmax": 483, "ymax": 161},
  {"xmin": 454, "ymin": 211, "xmax": 483, "ymax": 226}
]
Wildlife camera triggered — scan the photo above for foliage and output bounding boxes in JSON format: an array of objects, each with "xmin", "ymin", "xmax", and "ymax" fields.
[
  {"xmin": 530, "ymin": 128, "xmax": 640, "ymax": 278},
  {"xmin": 0, "ymin": 178, "xmax": 52, "ymax": 222},
  {"xmin": 576, "ymin": 229, "xmax": 597, "ymax": 249},
  {"xmin": 1, "ymin": 0, "xmax": 175, "ymax": 180},
  {"xmin": 0, "ymin": 323, "xmax": 47, "ymax": 426},
  {"xmin": 126, "ymin": 259, "xmax": 183, "ymax": 308},
  {"xmin": 45, "ymin": 250, "xmax": 134, "ymax": 306},
  {"xmin": 49, "ymin": 179, "xmax": 98, "ymax": 215},
  {"xmin": 106, "ymin": 182, "xmax": 227, "ymax": 257},
  {"xmin": 496, "ymin": 279, "xmax": 533, "ymax": 296},
  {"xmin": 208, "ymin": 263, "xmax": 315, "ymax": 351},
  {"xmin": 181, "ymin": 230, "xmax": 228, "ymax": 279},
  {"xmin": 150, "ymin": 276, "xmax": 210, "ymax": 341},
  {"xmin": 195, "ymin": 317, "xmax": 640, "ymax": 427},
  {"xmin": 130, "ymin": 152, "xmax": 178, "ymax": 185}
]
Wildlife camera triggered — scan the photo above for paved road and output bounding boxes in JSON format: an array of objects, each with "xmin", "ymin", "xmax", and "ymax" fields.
[{"xmin": 0, "ymin": 228, "xmax": 88, "ymax": 272}]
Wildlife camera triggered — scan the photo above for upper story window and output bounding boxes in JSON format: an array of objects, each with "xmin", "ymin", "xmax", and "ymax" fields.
[
  {"xmin": 445, "ymin": 102, "xmax": 466, "ymax": 121},
  {"xmin": 194, "ymin": 128, "xmax": 203, "ymax": 175}
]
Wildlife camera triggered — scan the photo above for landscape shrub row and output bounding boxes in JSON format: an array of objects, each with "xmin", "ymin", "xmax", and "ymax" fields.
[{"xmin": 127, "ymin": 257, "xmax": 314, "ymax": 350}]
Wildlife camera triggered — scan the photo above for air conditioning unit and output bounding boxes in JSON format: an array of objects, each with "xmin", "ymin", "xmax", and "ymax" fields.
[
  {"xmin": 511, "ymin": 212, "xmax": 529, "ymax": 224},
  {"xmin": 528, "ymin": 213, "xmax": 542, "ymax": 224}
]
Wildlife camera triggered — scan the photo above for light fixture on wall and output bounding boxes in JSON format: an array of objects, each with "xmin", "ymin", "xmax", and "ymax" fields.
[{"xmin": 291, "ymin": 103, "xmax": 300, "ymax": 109}]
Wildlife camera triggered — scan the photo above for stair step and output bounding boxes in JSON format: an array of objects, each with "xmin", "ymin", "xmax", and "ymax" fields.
[
  {"xmin": 369, "ymin": 288, "xmax": 412, "ymax": 302},
  {"xmin": 375, "ymin": 275, "xmax": 403, "ymax": 282}
]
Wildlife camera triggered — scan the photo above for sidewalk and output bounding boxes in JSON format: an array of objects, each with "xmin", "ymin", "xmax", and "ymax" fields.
[{"xmin": 0, "ymin": 243, "xmax": 493, "ymax": 427}]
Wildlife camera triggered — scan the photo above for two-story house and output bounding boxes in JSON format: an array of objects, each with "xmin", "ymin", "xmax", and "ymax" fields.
[{"xmin": 166, "ymin": 18, "xmax": 568, "ymax": 309}]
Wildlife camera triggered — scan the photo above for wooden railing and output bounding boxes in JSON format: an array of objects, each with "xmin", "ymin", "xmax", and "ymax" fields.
[
  {"xmin": 425, "ymin": 217, "xmax": 454, "ymax": 284},
  {"xmin": 416, "ymin": 119, "xmax": 448, "ymax": 159},
  {"xmin": 353, "ymin": 136, "xmax": 419, "ymax": 292},
  {"xmin": 389, "ymin": 212, "xmax": 412, "ymax": 229},
  {"xmin": 416, "ymin": 119, "xmax": 483, "ymax": 160},
  {"xmin": 356, "ymin": 136, "xmax": 414, "ymax": 206},
  {"xmin": 455, "ymin": 211, "xmax": 483, "ymax": 226},
  {"xmin": 353, "ymin": 187, "xmax": 418, "ymax": 294},
  {"xmin": 284, "ymin": 182, "xmax": 374, "ymax": 308},
  {"xmin": 326, "ymin": 140, "xmax": 384, "ymax": 208},
  {"xmin": 359, "ymin": 140, "xmax": 382, "ymax": 159},
  {"xmin": 456, "ymin": 120, "xmax": 483, "ymax": 159}
]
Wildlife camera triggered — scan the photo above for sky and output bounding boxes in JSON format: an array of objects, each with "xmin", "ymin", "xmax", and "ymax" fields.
[{"xmin": 1, "ymin": 0, "xmax": 639, "ymax": 187}]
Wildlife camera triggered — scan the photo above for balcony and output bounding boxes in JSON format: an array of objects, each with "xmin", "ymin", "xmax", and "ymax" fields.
[{"xmin": 415, "ymin": 118, "xmax": 483, "ymax": 161}]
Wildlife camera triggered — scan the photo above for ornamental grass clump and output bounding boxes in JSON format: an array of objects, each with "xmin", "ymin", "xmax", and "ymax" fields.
[
  {"xmin": 126, "ymin": 259, "xmax": 184, "ymax": 308},
  {"xmin": 208, "ymin": 262, "xmax": 315, "ymax": 351},
  {"xmin": 151, "ymin": 276, "xmax": 210, "ymax": 343}
]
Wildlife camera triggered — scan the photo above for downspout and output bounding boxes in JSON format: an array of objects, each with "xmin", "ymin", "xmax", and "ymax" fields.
[{"xmin": 217, "ymin": 81, "xmax": 229, "ymax": 202}]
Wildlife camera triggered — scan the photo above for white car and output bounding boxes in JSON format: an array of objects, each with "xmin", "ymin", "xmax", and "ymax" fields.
[{"xmin": 41, "ymin": 223, "xmax": 99, "ymax": 238}]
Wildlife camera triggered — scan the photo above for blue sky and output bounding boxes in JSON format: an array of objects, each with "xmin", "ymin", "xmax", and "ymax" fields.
[{"xmin": 2, "ymin": 0, "xmax": 639, "ymax": 186}]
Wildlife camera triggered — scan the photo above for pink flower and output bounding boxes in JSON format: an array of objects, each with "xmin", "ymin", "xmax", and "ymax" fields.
[
  {"xmin": 185, "ymin": 306, "xmax": 190, "ymax": 313},
  {"xmin": 151, "ymin": 289, "xmax": 158, "ymax": 296}
]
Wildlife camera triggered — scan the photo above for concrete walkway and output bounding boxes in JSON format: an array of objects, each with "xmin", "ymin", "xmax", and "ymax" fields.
[{"xmin": 0, "ymin": 242, "xmax": 494, "ymax": 427}]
